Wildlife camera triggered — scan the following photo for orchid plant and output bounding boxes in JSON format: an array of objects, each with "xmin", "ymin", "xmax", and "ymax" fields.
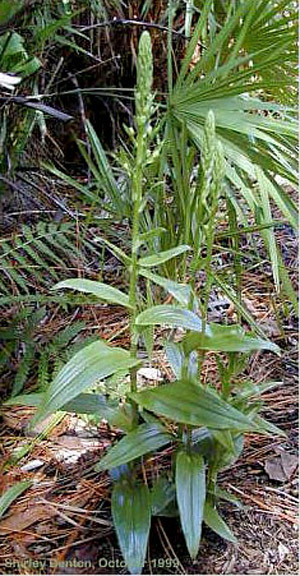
[{"xmin": 9, "ymin": 31, "xmax": 283, "ymax": 574}]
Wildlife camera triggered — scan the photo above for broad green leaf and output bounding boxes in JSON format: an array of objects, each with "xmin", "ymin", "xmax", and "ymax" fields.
[
  {"xmin": 4, "ymin": 393, "xmax": 44, "ymax": 407},
  {"xmin": 183, "ymin": 324, "xmax": 280, "ymax": 355},
  {"xmin": 211, "ymin": 429, "xmax": 235, "ymax": 452},
  {"xmin": 52, "ymin": 278, "xmax": 131, "ymax": 309},
  {"xmin": 192, "ymin": 428, "xmax": 215, "ymax": 459},
  {"xmin": 109, "ymin": 464, "xmax": 130, "ymax": 482},
  {"xmin": 203, "ymin": 502, "xmax": 237, "ymax": 543},
  {"xmin": 151, "ymin": 475, "xmax": 176, "ymax": 516},
  {"xmin": 64, "ymin": 394, "xmax": 134, "ymax": 431},
  {"xmin": 64, "ymin": 393, "xmax": 117, "ymax": 415},
  {"xmin": 95, "ymin": 237, "xmax": 131, "ymax": 266},
  {"xmin": 139, "ymin": 245, "xmax": 190, "ymax": 267},
  {"xmin": 108, "ymin": 403, "xmax": 137, "ymax": 433},
  {"xmin": 252, "ymin": 414, "xmax": 286, "ymax": 437},
  {"xmin": 140, "ymin": 268, "xmax": 191, "ymax": 305},
  {"xmin": 212, "ymin": 487, "xmax": 243, "ymax": 510},
  {"xmin": 4, "ymin": 392, "xmax": 134, "ymax": 430},
  {"xmin": 235, "ymin": 380, "xmax": 282, "ymax": 399},
  {"xmin": 130, "ymin": 380, "xmax": 257, "ymax": 431},
  {"xmin": 154, "ymin": 501, "xmax": 179, "ymax": 518},
  {"xmin": 13, "ymin": 56, "xmax": 41, "ymax": 78},
  {"xmin": 139, "ymin": 405, "xmax": 162, "ymax": 424},
  {"xmin": 176, "ymin": 451, "xmax": 206, "ymax": 559},
  {"xmin": 192, "ymin": 429, "xmax": 244, "ymax": 471},
  {"xmin": 33, "ymin": 341, "xmax": 140, "ymax": 425},
  {"xmin": 0, "ymin": 481, "xmax": 32, "ymax": 518},
  {"xmin": 112, "ymin": 480, "xmax": 151, "ymax": 575},
  {"xmin": 165, "ymin": 340, "xmax": 184, "ymax": 378},
  {"xmin": 141, "ymin": 325, "xmax": 154, "ymax": 361},
  {"xmin": 136, "ymin": 305, "xmax": 202, "ymax": 332},
  {"xmin": 213, "ymin": 275, "xmax": 267, "ymax": 338},
  {"xmin": 95, "ymin": 423, "xmax": 172, "ymax": 471},
  {"xmin": 216, "ymin": 434, "xmax": 244, "ymax": 470},
  {"xmin": 0, "ymin": 31, "xmax": 25, "ymax": 57}
]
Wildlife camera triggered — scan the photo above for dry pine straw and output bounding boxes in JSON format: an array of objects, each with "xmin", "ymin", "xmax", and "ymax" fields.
[{"xmin": 0, "ymin": 248, "xmax": 298, "ymax": 575}]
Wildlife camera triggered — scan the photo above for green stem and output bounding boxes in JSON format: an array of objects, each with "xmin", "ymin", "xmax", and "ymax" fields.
[
  {"xmin": 128, "ymin": 127, "xmax": 144, "ymax": 396},
  {"xmin": 207, "ymin": 465, "xmax": 218, "ymax": 504},
  {"xmin": 198, "ymin": 188, "xmax": 219, "ymax": 375}
]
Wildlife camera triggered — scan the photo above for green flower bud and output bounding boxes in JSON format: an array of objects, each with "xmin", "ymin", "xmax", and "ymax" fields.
[
  {"xmin": 137, "ymin": 31, "xmax": 153, "ymax": 99},
  {"xmin": 135, "ymin": 31, "xmax": 153, "ymax": 121}
]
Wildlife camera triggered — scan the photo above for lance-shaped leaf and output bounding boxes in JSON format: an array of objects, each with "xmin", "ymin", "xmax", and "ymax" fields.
[
  {"xmin": 139, "ymin": 245, "xmax": 190, "ymax": 267},
  {"xmin": 203, "ymin": 502, "xmax": 237, "ymax": 543},
  {"xmin": 4, "ymin": 393, "xmax": 44, "ymax": 407},
  {"xmin": 64, "ymin": 394, "xmax": 135, "ymax": 431},
  {"xmin": 140, "ymin": 268, "xmax": 191, "ymax": 305},
  {"xmin": 176, "ymin": 451, "xmax": 206, "ymax": 559},
  {"xmin": 5, "ymin": 391, "xmax": 131, "ymax": 428},
  {"xmin": 211, "ymin": 429, "xmax": 235, "ymax": 452},
  {"xmin": 63, "ymin": 392, "xmax": 114, "ymax": 416},
  {"xmin": 33, "ymin": 341, "xmax": 140, "ymax": 424},
  {"xmin": 151, "ymin": 475, "xmax": 176, "ymax": 516},
  {"xmin": 136, "ymin": 305, "xmax": 202, "ymax": 332},
  {"xmin": 112, "ymin": 480, "xmax": 151, "ymax": 575},
  {"xmin": 0, "ymin": 481, "xmax": 32, "ymax": 518},
  {"xmin": 165, "ymin": 340, "xmax": 185, "ymax": 378},
  {"xmin": 130, "ymin": 380, "xmax": 256, "ymax": 431},
  {"xmin": 183, "ymin": 323, "xmax": 280, "ymax": 355},
  {"xmin": 52, "ymin": 278, "xmax": 131, "ymax": 309},
  {"xmin": 95, "ymin": 423, "xmax": 172, "ymax": 471},
  {"xmin": 252, "ymin": 414, "xmax": 286, "ymax": 437},
  {"xmin": 7, "ymin": 393, "xmax": 134, "ymax": 433},
  {"xmin": 216, "ymin": 434, "xmax": 244, "ymax": 470},
  {"xmin": 234, "ymin": 380, "xmax": 282, "ymax": 399},
  {"xmin": 211, "ymin": 487, "xmax": 243, "ymax": 510},
  {"xmin": 95, "ymin": 237, "xmax": 131, "ymax": 266}
]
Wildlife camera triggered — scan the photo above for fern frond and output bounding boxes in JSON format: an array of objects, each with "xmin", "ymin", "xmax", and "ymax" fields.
[
  {"xmin": 50, "ymin": 321, "xmax": 86, "ymax": 351},
  {"xmin": 52, "ymin": 355, "xmax": 65, "ymax": 379},
  {"xmin": 0, "ymin": 255, "xmax": 29, "ymax": 294},
  {"xmin": 12, "ymin": 343, "xmax": 35, "ymax": 397},
  {"xmin": 38, "ymin": 351, "xmax": 49, "ymax": 391},
  {"xmin": 24, "ymin": 307, "xmax": 46, "ymax": 336}
]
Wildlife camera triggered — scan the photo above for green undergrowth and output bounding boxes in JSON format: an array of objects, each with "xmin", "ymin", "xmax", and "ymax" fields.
[{"xmin": 0, "ymin": 1, "xmax": 298, "ymax": 573}]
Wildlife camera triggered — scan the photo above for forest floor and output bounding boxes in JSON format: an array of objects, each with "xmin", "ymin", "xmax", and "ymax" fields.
[{"xmin": 0, "ymin": 186, "xmax": 298, "ymax": 576}]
